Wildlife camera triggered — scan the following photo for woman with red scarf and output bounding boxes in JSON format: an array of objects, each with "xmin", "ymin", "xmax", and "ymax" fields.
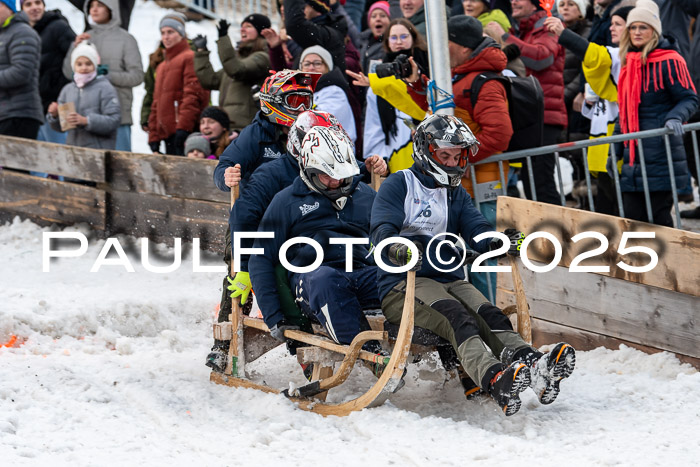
[{"xmin": 616, "ymin": 0, "xmax": 697, "ymax": 226}]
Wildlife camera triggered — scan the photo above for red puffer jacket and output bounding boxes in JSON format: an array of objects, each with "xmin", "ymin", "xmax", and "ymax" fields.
[
  {"xmin": 148, "ymin": 39, "xmax": 210, "ymax": 143},
  {"xmin": 505, "ymin": 10, "xmax": 567, "ymax": 128}
]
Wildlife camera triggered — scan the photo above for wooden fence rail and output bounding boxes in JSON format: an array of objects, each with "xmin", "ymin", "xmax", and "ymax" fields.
[
  {"xmin": 0, "ymin": 135, "xmax": 229, "ymax": 252},
  {"xmin": 497, "ymin": 197, "xmax": 700, "ymax": 368}
]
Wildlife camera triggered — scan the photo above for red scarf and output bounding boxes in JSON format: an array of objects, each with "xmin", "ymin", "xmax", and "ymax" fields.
[{"xmin": 618, "ymin": 48, "xmax": 696, "ymax": 165}]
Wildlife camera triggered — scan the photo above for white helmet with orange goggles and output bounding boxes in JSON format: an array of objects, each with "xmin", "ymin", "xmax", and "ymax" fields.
[
  {"xmin": 259, "ymin": 70, "xmax": 321, "ymax": 127},
  {"xmin": 412, "ymin": 114, "xmax": 479, "ymax": 188}
]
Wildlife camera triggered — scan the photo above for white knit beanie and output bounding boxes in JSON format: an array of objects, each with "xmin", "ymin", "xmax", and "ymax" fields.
[
  {"xmin": 568, "ymin": 0, "xmax": 590, "ymax": 18},
  {"xmin": 626, "ymin": 0, "xmax": 662, "ymax": 36},
  {"xmin": 300, "ymin": 46, "xmax": 333, "ymax": 72},
  {"xmin": 71, "ymin": 41, "xmax": 100, "ymax": 71}
]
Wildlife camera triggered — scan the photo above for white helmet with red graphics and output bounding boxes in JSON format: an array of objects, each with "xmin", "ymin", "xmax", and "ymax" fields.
[
  {"xmin": 287, "ymin": 110, "xmax": 348, "ymax": 162},
  {"xmin": 298, "ymin": 125, "xmax": 359, "ymax": 210}
]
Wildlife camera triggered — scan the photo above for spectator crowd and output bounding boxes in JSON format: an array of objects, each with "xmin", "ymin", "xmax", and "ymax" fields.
[{"xmin": 1, "ymin": 0, "xmax": 699, "ymax": 225}]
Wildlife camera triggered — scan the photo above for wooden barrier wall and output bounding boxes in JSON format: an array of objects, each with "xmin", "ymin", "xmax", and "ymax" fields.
[
  {"xmin": 496, "ymin": 197, "xmax": 700, "ymax": 368},
  {"xmin": 0, "ymin": 135, "xmax": 229, "ymax": 252}
]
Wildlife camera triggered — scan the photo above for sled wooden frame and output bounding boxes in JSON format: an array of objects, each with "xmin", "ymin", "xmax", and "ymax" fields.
[
  {"xmin": 209, "ymin": 174, "xmax": 532, "ymax": 416},
  {"xmin": 210, "ymin": 270, "xmax": 415, "ymax": 416}
]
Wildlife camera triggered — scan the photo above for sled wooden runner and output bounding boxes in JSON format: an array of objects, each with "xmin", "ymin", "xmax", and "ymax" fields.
[{"xmin": 210, "ymin": 270, "xmax": 416, "ymax": 416}]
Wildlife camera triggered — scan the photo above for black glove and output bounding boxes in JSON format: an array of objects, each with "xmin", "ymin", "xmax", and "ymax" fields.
[
  {"xmin": 192, "ymin": 34, "xmax": 207, "ymax": 51},
  {"xmin": 270, "ymin": 320, "xmax": 300, "ymax": 342},
  {"xmin": 388, "ymin": 242, "xmax": 422, "ymax": 271},
  {"xmin": 217, "ymin": 19, "xmax": 230, "ymax": 38},
  {"xmin": 489, "ymin": 229, "xmax": 525, "ymax": 257},
  {"xmin": 174, "ymin": 129, "xmax": 189, "ymax": 153},
  {"xmin": 149, "ymin": 141, "xmax": 161, "ymax": 153}
]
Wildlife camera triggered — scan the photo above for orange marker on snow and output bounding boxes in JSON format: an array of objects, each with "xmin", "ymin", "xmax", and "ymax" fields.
[{"xmin": 1, "ymin": 335, "xmax": 18, "ymax": 348}]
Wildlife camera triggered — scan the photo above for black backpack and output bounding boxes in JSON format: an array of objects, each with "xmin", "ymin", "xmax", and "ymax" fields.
[{"xmin": 455, "ymin": 71, "xmax": 545, "ymax": 152}]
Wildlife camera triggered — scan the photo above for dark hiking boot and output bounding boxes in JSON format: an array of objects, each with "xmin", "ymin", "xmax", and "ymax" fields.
[
  {"xmin": 205, "ymin": 345, "xmax": 229, "ymax": 373},
  {"xmin": 458, "ymin": 371, "xmax": 484, "ymax": 400},
  {"xmin": 680, "ymin": 206, "xmax": 700, "ymax": 219},
  {"xmin": 488, "ymin": 362, "xmax": 531, "ymax": 416},
  {"xmin": 530, "ymin": 343, "xmax": 576, "ymax": 405}
]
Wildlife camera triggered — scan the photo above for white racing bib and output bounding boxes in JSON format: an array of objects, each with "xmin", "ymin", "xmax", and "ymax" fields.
[{"xmin": 399, "ymin": 170, "xmax": 448, "ymax": 238}]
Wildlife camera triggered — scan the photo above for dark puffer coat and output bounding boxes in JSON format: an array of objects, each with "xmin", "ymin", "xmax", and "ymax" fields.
[
  {"xmin": 505, "ymin": 10, "xmax": 567, "ymax": 127},
  {"xmin": 0, "ymin": 12, "xmax": 43, "ymax": 124},
  {"xmin": 618, "ymin": 38, "xmax": 698, "ymax": 193},
  {"xmin": 284, "ymin": 0, "xmax": 348, "ymax": 71},
  {"xmin": 33, "ymin": 10, "xmax": 76, "ymax": 113}
]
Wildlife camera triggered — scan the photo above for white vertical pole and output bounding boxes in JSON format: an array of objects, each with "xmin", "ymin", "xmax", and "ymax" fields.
[{"xmin": 424, "ymin": 0, "xmax": 453, "ymax": 116}]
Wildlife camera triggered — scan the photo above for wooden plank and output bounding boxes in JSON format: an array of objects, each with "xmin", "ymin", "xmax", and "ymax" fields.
[
  {"xmin": 108, "ymin": 152, "xmax": 229, "ymax": 203},
  {"xmin": 496, "ymin": 196, "xmax": 700, "ymax": 296},
  {"xmin": 531, "ymin": 318, "xmax": 700, "ymax": 370},
  {"xmin": 0, "ymin": 135, "xmax": 105, "ymax": 182},
  {"xmin": 503, "ymin": 263, "xmax": 700, "ymax": 358},
  {"xmin": 108, "ymin": 189, "xmax": 228, "ymax": 252},
  {"xmin": 0, "ymin": 171, "xmax": 106, "ymax": 229}
]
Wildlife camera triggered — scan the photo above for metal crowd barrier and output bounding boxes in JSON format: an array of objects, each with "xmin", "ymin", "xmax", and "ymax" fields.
[
  {"xmin": 470, "ymin": 121, "xmax": 700, "ymax": 229},
  {"xmin": 177, "ymin": 0, "xmax": 273, "ymax": 20}
]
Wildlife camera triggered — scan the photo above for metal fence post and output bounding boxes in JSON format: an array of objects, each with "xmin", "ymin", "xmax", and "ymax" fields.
[
  {"xmin": 609, "ymin": 143, "xmax": 625, "ymax": 218},
  {"xmin": 470, "ymin": 165, "xmax": 480, "ymax": 210},
  {"xmin": 692, "ymin": 130, "xmax": 700, "ymax": 202},
  {"xmin": 582, "ymin": 147, "xmax": 595, "ymax": 212},
  {"xmin": 636, "ymin": 139, "xmax": 654, "ymax": 223},
  {"xmin": 526, "ymin": 157, "xmax": 537, "ymax": 202},
  {"xmin": 498, "ymin": 161, "xmax": 507, "ymax": 196},
  {"xmin": 664, "ymin": 134, "xmax": 681, "ymax": 228},
  {"xmin": 554, "ymin": 151, "xmax": 566, "ymax": 206}
]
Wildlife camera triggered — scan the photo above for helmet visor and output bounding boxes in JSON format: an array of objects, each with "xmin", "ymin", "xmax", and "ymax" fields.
[
  {"xmin": 284, "ymin": 92, "xmax": 313, "ymax": 112},
  {"xmin": 430, "ymin": 143, "xmax": 477, "ymax": 169}
]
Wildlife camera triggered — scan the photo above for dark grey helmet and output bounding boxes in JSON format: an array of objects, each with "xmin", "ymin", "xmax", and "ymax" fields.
[{"xmin": 412, "ymin": 114, "xmax": 479, "ymax": 187}]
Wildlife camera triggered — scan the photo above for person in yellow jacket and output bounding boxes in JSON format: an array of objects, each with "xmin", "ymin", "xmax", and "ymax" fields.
[{"xmin": 347, "ymin": 18, "xmax": 428, "ymax": 173}]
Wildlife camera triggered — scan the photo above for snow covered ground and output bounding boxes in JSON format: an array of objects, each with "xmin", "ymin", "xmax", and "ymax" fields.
[{"xmin": 2, "ymin": 217, "xmax": 699, "ymax": 465}]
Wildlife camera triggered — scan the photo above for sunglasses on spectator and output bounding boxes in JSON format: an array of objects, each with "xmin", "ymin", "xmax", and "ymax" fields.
[
  {"xmin": 389, "ymin": 34, "xmax": 410, "ymax": 42},
  {"xmin": 302, "ymin": 60, "xmax": 325, "ymax": 68}
]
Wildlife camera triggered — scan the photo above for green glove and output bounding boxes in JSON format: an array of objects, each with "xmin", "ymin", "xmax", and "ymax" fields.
[{"xmin": 227, "ymin": 271, "xmax": 251, "ymax": 304}]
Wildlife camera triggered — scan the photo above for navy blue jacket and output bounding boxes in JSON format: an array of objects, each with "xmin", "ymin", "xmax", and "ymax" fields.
[
  {"xmin": 214, "ymin": 111, "xmax": 287, "ymax": 191},
  {"xmin": 619, "ymin": 38, "xmax": 698, "ymax": 193},
  {"xmin": 230, "ymin": 152, "xmax": 372, "ymax": 272},
  {"xmin": 370, "ymin": 165, "xmax": 494, "ymax": 302},
  {"xmin": 249, "ymin": 176, "xmax": 376, "ymax": 328}
]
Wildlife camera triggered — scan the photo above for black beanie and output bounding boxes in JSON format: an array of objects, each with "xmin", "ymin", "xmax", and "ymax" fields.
[
  {"xmin": 241, "ymin": 13, "xmax": 272, "ymax": 35},
  {"xmin": 200, "ymin": 106, "xmax": 230, "ymax": 130},
  {"xmin": 529, "ymin": 0, "xmax": 544, "ymax": 10},
  {"xmin": 611, "ymin": 6, "xmax": 634, "ymax": 22},
  {"xmin": 447, "ymin": 15, "xmax": 484, "ymax": 50},
  {"xmin": 304, "ymin": 0, "xmax": 330, "ymax": 14}
]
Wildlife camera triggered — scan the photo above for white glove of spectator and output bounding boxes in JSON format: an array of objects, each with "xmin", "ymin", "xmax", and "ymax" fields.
[{"xmin": 584, "ymin": 84, "xmax": 600, "ymax": 105}]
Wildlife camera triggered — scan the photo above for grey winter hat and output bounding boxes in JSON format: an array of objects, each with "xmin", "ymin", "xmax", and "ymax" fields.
[
  {"xmin": 300, "ymin": 45, "xmax": 334, "ymax": 71},
  {"xmin": 160, "ymin": 12, "xmax": 187, "ymax": 37},
  {"xmin": 184, "ymin": 133, "xmax": 211, "ymax": 156},
  {"xmin": 447, "ymin": 15, "xmax": 484, "ymax": 50}
]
